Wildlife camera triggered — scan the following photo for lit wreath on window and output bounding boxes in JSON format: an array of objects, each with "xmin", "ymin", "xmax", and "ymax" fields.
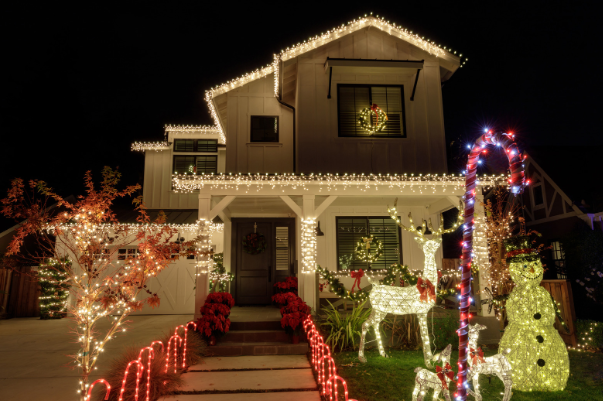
[
  {"xmin": 354, "ymin": 235, "xmax": 383, "ymax": 264},
  {"xmin": 358, "ymin": 103, "xmax": 388, "ymax": 135},
  {"xmin": 242, "ymin": 232, "xmax": 267, "ymax": 255}
]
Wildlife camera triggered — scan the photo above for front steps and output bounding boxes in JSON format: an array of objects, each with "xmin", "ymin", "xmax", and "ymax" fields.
[{"xmin": 209, "ymin": 320, "xmax": 307, "ymax": 357}]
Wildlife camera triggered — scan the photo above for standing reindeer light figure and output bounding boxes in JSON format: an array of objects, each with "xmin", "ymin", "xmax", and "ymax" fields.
[
  {"xmin": 413, "ymin": 344, "xmax": 455, "ymax": 401},
  {"xmin": 358, "ymin": 199, "xmax": 462, "ymax": 366}
]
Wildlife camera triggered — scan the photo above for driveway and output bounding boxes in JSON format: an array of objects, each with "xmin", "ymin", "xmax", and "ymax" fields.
[{"xmin": 0, "ymin": 314, "xmax": 193, "ymax": 401}]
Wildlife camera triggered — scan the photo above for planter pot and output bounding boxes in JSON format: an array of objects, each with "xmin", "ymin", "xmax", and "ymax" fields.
[
  {"xmin": 208, "ymin": 335, "xmax": 217, "ymax": 346},
  {"xmin": 291, "ymin": 334, "xmax": 300, "ymax": 344}
]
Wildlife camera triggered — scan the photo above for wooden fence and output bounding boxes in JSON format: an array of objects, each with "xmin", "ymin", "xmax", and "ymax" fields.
[
  {"xmin": 1, "ymin": 267, "xmax": 40, "ymax": 318},
  {"xmin": 541, "ymin": 279, "xmax": 577, "ymax": 347}
]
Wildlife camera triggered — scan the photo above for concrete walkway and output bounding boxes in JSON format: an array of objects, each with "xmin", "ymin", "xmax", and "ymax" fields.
[
  {"xmin": 160, "ymin": 355, "xmax": 320, "ymax": 401},
  {"xmin": 0, "ymin": 315, "xmax": 193, "ymax": 401}
]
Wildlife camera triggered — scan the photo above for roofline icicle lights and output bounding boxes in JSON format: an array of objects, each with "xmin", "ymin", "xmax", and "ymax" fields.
[
  {"xmin": 131, "ymin": 142, "xmax": 171, "ymax": 152},
  {"xmin": 172, "ymin": 173, "xmax": 508, "ymax": 193},
  {"xmin": 456, "ymin": 131, "xmax": 525, "ymax": 401},
  {"xmin": 203, "ymin": 14, "xmax": 467, "ymax": 143}
]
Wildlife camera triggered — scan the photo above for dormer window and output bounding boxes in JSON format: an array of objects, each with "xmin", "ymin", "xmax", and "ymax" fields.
[{"xmin": 337, "ymin": 84, "xmax": 406, "ymax": 138}]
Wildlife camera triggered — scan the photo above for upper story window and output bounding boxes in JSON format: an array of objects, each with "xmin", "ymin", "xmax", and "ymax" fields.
[
  {"xmin": 336, "ymin": 216, "xmax": 400, "ymax": 270},
  {"xmin": 173, "ymin": 155, "xmax": 217, "ymax": 174},
  {"xmin": 532, "ymin": 184, "xmax": 544, "ymax": 207},
  {"xmin": 174, "ymin": 139, "xmax": 218, "ymax": 152},
  {"xmin": 250, "ymin": 116, "xmax": 279, "ymax": 142},
  {"xmin": 337, "ymin": 84, "xmax": 406, "ymax": 138}
]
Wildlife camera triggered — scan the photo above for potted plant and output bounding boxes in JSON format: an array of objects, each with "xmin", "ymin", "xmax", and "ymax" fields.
[
  {"xmin": 280, "ymin": 295, "xmax": 311, "ymax": 344},
  {"xmin": 271, "ymin": 276, "xmax": 298, "ymax": 306},
  {"xmin": 197, "ymin": 292, "xmax": 235, "ymax": 345}
]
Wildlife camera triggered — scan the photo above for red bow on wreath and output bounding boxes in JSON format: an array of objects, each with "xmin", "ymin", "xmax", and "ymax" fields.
[
  {"xmin": 350, "ymin": 269, "xmax": 364, "ymax": 293},
  {"xmin": 416, "ymin": 277, "xmax": 436, "ymax": 303},
  {"xmin": 436, "ymin": 363, "xmax": 455, "ymax": 389},
  {"xmin": 470, "ymin": 347, "xmax": 485, "ymax": 364}
]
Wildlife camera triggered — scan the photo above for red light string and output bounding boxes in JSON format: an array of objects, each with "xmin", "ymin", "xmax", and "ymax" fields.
[
  {"xmin": 182, "ymin": 321, "xmax": 197, "ymax": 368},
  {"xmin": 86, "ymin": 378, "xmax": 111, "ymax": 401},
  {"xmin": 118, "ymin": 360, "xmax": 144, "ymax": 401},
  {"xmin": 457, "ymin": 131, "xmax": 524, "ymax": 401},
  {"xmin": 137, "ymin": 347, "xmax": 155, "ymax": 401},
  {"xmin": 165, "ymin": 333, "xmax": 183, "ymax": 374}
]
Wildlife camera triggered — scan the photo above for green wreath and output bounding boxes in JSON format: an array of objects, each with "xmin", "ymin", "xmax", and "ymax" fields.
[
  {"xmin": 357, "ymin": 103, "xmax": 388, "ymax": 135},
  {"xmin": 242, "ymin": 233, "xmax": 267, "ymax": 255},
  {"xmin": 354, "ymin": 235, "xmax": 383, "ymax": 264}
]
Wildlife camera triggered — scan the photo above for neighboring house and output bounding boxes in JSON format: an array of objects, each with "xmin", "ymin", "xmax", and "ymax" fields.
[
  {"xmin": 520, "ymin": 153, "xmax": 603, "ymax": 279},
  {"xmin": 131, "ymin": 16, "xmax": 499, "ymax": 318}
]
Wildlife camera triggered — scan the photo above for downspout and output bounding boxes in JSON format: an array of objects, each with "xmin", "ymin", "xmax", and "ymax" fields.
[{"xmin": 276, "ymin": 57, "xmax": 296, "ymax": 173}]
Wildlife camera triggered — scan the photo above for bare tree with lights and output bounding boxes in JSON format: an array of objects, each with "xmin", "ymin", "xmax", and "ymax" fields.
[{"xmin": 0, "ymin": 167, "xmax": 203, "ymax": 400}]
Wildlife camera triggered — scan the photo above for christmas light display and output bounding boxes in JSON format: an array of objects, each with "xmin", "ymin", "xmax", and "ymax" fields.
[
  {"xmin": 301, "ymin": 218, "xmax": 317, "ymax": 273},
  {"xmin": 131, "ymin": 142, "xmax": 171, "ymax": 152},
  {"xmin": 354, "ymin": 235, "xmax": 383, "ymax": 264},
  {"xmin": 568, "ymin": 321, "xmax": 600, "ymax": 352},
  {"xmin": 303, "ymin": 316, "xmax": 358, "ymax": 401},
  {"xmin": 412, "ymin": 344, "xmax": 454, "ymax": 401},
  {"xmin": 358, "ymin": 104, "xmax": 388, "ymax": 134},
  {"xmin": 165, "ymin": 333, "xmax": 183, "ymax": 374},
  {"xmin": 466, "ymin": 323, "xmax": 513, "ymax": 401},
  {"xmin": 38, "ymin": 258, "xmax": 70, "ymax": 319},
  {"xmin": 457, "ymin": 131, "xmax": 525, "ymax": 401},
  {"xmin": 137, "ymin": 347, "xmax": 155, "ymax": 401},
  {"xmin": 497, "ymin": 236, "xmax": 569, "ymax": 391},
  {"xmin": 85, "ymin": 379, "xmax": 111, "ymax": 401},
  {"xmin": 172, "ymin": 172, "xmax": 508, "ymax": 194},
  {"xmin": 118, "ymin": 360, "xmax": 144, "ymax": 401}
]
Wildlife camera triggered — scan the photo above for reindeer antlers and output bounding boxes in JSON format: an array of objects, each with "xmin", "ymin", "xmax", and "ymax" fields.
[{"xmin": 388, "ymin": 199, "xmax": 464, "ymax": 238}]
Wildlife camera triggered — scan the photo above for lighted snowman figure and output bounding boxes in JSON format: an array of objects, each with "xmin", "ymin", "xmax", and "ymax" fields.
[{"xmin": 498, "ymin": 235, "xmax": 569, "ymax": 391}]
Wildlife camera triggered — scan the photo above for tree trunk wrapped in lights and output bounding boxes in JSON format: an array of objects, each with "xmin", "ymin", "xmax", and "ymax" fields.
[
  {"xmin": 38, "ymin": 257, "xmax": 71, "ymax": 319},
  {"xmin": 0, "ymin": 167, "xmax": 202, "ymax": 400}
]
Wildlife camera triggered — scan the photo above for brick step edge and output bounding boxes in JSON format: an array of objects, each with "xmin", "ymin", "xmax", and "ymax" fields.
[
  {"xmin": 229, "ymin": 321, "xmax": 283, "ymax": 331},
  {"xmin": 221, "ymin": 331, "xmax": 290, "ymax": 343},
  {"xmin": 206, "ymin": 342, "xmax": 308, "ymax": 357}
]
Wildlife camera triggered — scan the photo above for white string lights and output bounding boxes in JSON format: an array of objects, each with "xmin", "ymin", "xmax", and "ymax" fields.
[
  {"xmin": 164, "ymin": 124, "xmax": 225, "ymax": 144},
  {"xmin": 172, "ymin": 173, "xmax": 508, "ymax": 194},
  {"xmin": 301, "ymin": 218, "xmax": 317, "ymax": 273},
  {"xmin": 131, "ymin": 142, "xmax": 171, "ymax": 152},
  {"xmin": 413, "ymin": 344, "xmax": 454, "ymax": 401}
]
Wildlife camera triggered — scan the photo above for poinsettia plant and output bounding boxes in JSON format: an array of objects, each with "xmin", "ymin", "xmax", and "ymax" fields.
[
  {"xmin": 280, "ymin": 295, "xmax": 311, "ymax": 335},
  {"xmin": 272, "ymin": 291, "xmax": 299, "ymax": 308},
  {"xmin": 271, "ymin": 276, "xmax": 298, "ymax": 306},
  {"xmin": 197, "ymin": 292, "xmax": 234, "ymax": 339}
]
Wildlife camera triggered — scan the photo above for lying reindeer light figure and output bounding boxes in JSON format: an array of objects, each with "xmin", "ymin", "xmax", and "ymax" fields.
[
  {"xmin": 467, "ymin": 323, "xmax": 513, "ymax": 401},
  {"xmin": 413, "ymin": 344, "xmax": 455, "ymax": 401},
  {"xmin": 358, "ymin": 200, "xmax": 462, "ymax": 367}
]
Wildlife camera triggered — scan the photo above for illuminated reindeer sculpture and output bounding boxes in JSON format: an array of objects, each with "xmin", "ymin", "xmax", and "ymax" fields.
[{"xmin": 358, "ymin": 199, "xmax": 462, "ymax": 367}]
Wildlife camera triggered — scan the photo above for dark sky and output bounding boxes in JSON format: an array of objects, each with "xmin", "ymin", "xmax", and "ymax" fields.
[{"xmin": 2, "ymin": 1, "xmax": 602, "ymax": 231}]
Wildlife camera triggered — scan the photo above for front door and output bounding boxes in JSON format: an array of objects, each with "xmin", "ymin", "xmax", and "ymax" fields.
[{"xmin": 232, "ymin": 218, "xmax": 295, "ymax": 305}]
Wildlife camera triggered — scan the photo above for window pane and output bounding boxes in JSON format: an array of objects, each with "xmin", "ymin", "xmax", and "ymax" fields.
[
  {"xmin": 173, "ymin": 156, "xmax": 195, "ymax": 174},
  {"xmin": 250, "ymin": 116, "xmax": 279, "ymax": 142},
  {"xmin": 174, "ymin": 139, "xmax": 194, "ymax": 152},
  {"xmin": 196, "ymin": 156, "xmax": 217, "ymax": 174},
  {"xmin": 367, "ymin": 218, "xmax": 400, "ymax": 269},
  {"xmin": 197, "ymin": 139, "xmax": 218, "ymax": 152},
  {"xmin": 338, "ymin": 85, "xmax": 404, "ymax": 138}
]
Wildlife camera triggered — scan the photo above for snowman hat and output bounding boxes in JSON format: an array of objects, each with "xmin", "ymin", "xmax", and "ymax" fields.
[{"xmin": 503, "ymin": 235, "xmax": 539, "ymax": 263}]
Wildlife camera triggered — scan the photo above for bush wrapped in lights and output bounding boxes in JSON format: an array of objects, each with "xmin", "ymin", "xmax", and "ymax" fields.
[
  {"xmin": 38, "ymin": 257, "xmax": 71, "ymax": 319},
  {"xmin": 498, "ymin": 235, "xmax": 570, "ymax": 391}
]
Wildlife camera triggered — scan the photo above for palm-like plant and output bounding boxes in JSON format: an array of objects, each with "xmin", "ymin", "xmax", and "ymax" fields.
[{"xmin": 320, "ymin": 300, "xmax": 372, "ymax": 352}]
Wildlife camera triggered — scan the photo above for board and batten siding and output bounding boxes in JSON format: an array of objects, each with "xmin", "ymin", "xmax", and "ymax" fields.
[
  {"xmin": 217, "ymin": 75, "xmax": 294, "ymax": 174},
  {"xmin": 295, "ymin": 27, "xmax": 448, "ymax": 174}
]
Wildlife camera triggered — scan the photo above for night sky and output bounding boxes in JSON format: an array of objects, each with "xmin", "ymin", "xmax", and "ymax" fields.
[{"xmin": 2, "ymin": 2, "xmax": 602, "ymax": 231}]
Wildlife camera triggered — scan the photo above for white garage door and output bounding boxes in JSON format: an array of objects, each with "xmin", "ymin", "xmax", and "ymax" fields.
[{"xmin": 131, "ymin": 260, "xmax": 197, "ymax": 315}]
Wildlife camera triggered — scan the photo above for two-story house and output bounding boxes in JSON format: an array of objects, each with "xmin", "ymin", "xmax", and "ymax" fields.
[{"xmin": 131, "ymin": 15, "xmax": 500, "ymax": 318}]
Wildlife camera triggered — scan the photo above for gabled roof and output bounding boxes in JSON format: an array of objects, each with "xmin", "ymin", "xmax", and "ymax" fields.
[{"xmin": 203, "ymin": 14, "xmax": 468, "ymax": 143}]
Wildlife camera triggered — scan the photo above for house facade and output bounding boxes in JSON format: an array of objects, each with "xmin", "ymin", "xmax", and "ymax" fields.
[{"xmin": 131, "ymin": 16, "xmax": 499, "ymax": 318}]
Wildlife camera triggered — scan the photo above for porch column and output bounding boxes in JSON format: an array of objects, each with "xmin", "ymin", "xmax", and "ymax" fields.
[
  {"xmin": 195, "ymin": 194, "xmax": 211, "ymax": 320},
  {"xmin": 301, "ymin": 194, "xmax": 317, "ymax": 311}
]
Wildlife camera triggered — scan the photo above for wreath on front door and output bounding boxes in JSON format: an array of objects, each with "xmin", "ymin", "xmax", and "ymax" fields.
[{"xmin": 243, "ymin": 232, "xmax": 267, "ymax": 255}]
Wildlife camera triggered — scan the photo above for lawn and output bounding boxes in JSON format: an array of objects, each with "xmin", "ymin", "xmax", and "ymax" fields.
[{"xmin": 332, "ymin": 347, "xmax": 603, "ymax": 401}]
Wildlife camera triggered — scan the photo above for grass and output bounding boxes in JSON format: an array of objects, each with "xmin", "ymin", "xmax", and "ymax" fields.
[{"xmin": 332, "ymin": 347, "xmax": 603, "ymax": 401}]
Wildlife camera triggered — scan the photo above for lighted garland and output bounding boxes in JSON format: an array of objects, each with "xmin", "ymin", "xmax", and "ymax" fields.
[
  {"xmin": 380, "ymin": 264, "xmax": 458, "ymax": 300},
  {"xmin": 242, "ymin": 233, "xmax": 267, "ymax": 255},
  {"xmin": 354, "ymin": 235, "xmax": 383, "ymax": 264},
  {"xmin": 39, "ymin": 258, "xmax": 71, "ymax": 319},
  {"xmin": 358, "ymin": 104, "xmax": 388, "ymax": 135},
  {"xmin": 317, "ymin": 265, "xmax": 371, "ymax": 302}
]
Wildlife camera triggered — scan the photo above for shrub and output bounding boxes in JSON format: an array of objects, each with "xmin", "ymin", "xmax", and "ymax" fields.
[
  {"xmin": 576, "ymin": 320, "xmax": 603, "ymax": 351},
  {"xmin": 197, "ymin": 292, "xmax": 234, "ymax": 338},
  {"xmin": 320, "ymin": 300, "xmax": 372, "ymax": 352}
]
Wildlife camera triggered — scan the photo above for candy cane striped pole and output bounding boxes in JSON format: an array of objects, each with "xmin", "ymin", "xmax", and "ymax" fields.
[{"xmin": 456, "ymin": 131, "xmax": 525, "ymax": 401}]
